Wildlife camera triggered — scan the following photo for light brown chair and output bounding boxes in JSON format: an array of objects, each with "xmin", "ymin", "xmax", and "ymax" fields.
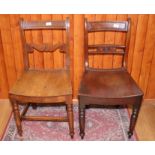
[
  {"xmin": 78, "ymin": 18, "xmax": 143, "ymax": 139},
  {"xmin": 9, "ymin": 18, "xmax": 74, "ymax": 138}
]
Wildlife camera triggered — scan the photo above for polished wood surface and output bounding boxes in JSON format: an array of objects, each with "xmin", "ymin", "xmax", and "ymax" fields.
[
  {"xmin": 10, "ymin": 70, "xmax": 72, "ymax": 97},
  {"xmin": 0, "ymin": 15, "xmax": 155, "ymax": 99},
  {"xmin": 9, "ymin": 18, "xmax": 74, "ymax": 138},
  {"xmin": 0, "ymin": 100, "xmax": 12, "ymax": 139},
  {"xmin": 79, "ymin": 70, "xmax": 143, "ymax": 98},
  {"xmin": 135, "ymin": 103, "xmax": 155, "ymax": 140},
  {"xmin": 78, "ymin": 18, "xmax": 143, "ymax": 139},
  {"xmin": 87, "ymin": 21, "xmax": 129, "ymax": 32},
  {"xmin": 0, "ymin": 30, "xmax": 9, "ymax": 98}
]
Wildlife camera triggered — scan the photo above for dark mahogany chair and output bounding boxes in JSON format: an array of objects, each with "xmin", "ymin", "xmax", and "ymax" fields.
[
  {"xmin": 9, "ymin": 18, "xmax": 74, "ymax": 138},
  {"xmin": 78, "ymin": 18, "xmax": 143, "ymax": 139}
]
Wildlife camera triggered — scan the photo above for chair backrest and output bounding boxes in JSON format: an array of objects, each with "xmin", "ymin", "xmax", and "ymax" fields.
[
  {"xmin": 20, "ymin": 17, "xmax": 70, "ymax": 71},
  {"xmin": 84, "ymin": 18, "xmax": 131, "ymax": 70}
]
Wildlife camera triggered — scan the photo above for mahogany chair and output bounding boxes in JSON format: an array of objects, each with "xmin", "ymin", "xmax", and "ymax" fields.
[
  {"xmin": 9, "ymin": 18, "xmax": 74, "ymax": 138},
  {"xmin": 78, "ymin": 18, "xmax": 143, "ymax": 139}
]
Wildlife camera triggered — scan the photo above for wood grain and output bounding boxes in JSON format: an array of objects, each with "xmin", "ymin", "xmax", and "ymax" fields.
[
  {"xmin": 127, "ymin": 14, "xmax": 139, "ymax": 73},
  {"xmin": 0, "ymin": 30, "xmax": 9, "ymax": 98},
  {"xmin": 0, "ymin": 100, "xmax": 12, "ymax": 139},
  {"xmin": 73, "ymin": 15, "xmax": 84, "ymax": 97},
  {"xmin": 85, "ymin": 14, "xmax": 95, "ymax": 68},
  {"xmin": 139, "ymin": 15, "xmax": 155, "ymax": 97},
  {"xmin": 146, "ymin": 46, "xmax": 155, "ymax": 98},
  {"xmin": 135, "ymin": 103, "xmax": 155, "ymax": 140},
  {"xmin": 0, "ymin": 14, "xmax": 155, "ymax": 99},
  {"xmin": 31, "ymin": 15, "xmax": 44, "ymax": 69},
  {"xmin": 41, "ymin": 14, "xmax": 54, "ymax": 69},
  {"xmin": 9, "ymin": 70, "xmax": 72, "ymax": 97},
  {"xmin": 103, "ymin": 14, "xmax": 117, "ymax": 69},
  {"xmin": 0, "ymin": 15, "xmax": 17, "ymax": 89},
  {"xmin": 113, "ymin": 14, "xmax": 127, "ymax": 68},
  {"xmin": 131, "ymin": 15, "xmax": 149, "ymax": 83},
  {"xmin": 20, "ymin": 15, "xmax": 34, "ymax": 69},
  {"xmin": 52, "ymin": 14, "xmax": 64, "ymax": 69},
  {"xmin": 9, "ymin": 15, "xmax": 24, "ymax": 78},
  {"xmin": 94, "ymin": 14, "xmax": 106, "ymax": 69}
]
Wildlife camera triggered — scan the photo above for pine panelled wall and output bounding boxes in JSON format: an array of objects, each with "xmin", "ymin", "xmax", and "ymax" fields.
[{"xmin": 0, "ymin": 14, "xmax": 155, "ymax": 100}]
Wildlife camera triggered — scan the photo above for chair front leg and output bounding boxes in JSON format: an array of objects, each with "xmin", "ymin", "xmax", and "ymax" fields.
[
  {"xmin": 128, "ymin": 96, "xmax": 143, "ymax": 138},
  {"xmin": 31, "ymin": 104, "xmax": 37, "ymax": 110},
  {"xmin": 79, "ymin": 103, "xmax": 86, "ymax": 139},
  {"xmin": 11, "ymin": 99, "xmax": 23, "ymax": 136},
  {"xmin": 66, "ymin": 97, "xmax": 74, "ymax": 139}
]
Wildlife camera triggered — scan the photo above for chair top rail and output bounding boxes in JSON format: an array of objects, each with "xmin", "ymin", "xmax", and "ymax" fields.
[
  {"xmin": 87, "ymin": 21, "xmax": 128, "ymax": 32},
  {"xmin": 21, "ymin": 20, "xmax": 67, "ymax": 30}
]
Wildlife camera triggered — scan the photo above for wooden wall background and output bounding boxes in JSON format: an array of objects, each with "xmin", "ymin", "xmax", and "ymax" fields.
[{"xmin": 0, "ymin": 14, "xmax": 155, "ymax": 100}]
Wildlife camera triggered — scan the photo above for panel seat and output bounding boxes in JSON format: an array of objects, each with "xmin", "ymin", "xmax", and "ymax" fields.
[
  {"xmin": 10, "ymin": 70, "xmax": 72, "ymax": 97},
  {"xmin": 79, "ymin": 70, "xmax": 143, "ymax": 98}
]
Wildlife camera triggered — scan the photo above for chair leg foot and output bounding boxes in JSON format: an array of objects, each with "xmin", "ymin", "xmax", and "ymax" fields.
[
  {"xmin": 70, "ymin": 133, "xmax": 74, "ymax": 139},
  {"xmin": 80, "ymin": 133, "xmax": 85, "ymax": 139},
  {"xmin": 32, "ymin": 104, "xmax": 37, "ymax": 110},
  {"xmin": 128, "ymin": 131, "xmax": 133, "ymax": 139}
]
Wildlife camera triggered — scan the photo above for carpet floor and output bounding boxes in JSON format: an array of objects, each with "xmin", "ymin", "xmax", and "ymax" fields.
[{"xmin": 3, "ymin": 104, "xmax": 137, "ymax": 141}]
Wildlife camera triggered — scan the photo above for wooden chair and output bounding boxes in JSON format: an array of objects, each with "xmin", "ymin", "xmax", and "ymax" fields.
[
  {"xmin": 9, "ymin": 18, "xmax": 74, "ymax": 138},
  {"xmin": 78, "ymin": 18, "xmax": 143, "ymax": 139}
]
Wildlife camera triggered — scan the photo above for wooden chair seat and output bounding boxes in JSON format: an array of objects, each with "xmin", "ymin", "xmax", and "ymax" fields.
[
  {"xmin": 10, "ymin": 70, "xmax": 72, "ymax": 98},
  {"xmin": 79, "ymin": 70, "xmax": 143, "ymax": 99}
]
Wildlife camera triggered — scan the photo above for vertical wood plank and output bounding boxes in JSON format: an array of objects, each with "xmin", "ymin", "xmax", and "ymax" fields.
[
  {"xmin": 9, "ymin": 15, "xmax": 24, "ymax": 78},
  {"xmin": 0, "ymin": 15, "xmax": 17, "ymax": 88},
  {"xmin": 0, "ymin": 30, "xmax": 9, "ymax": 98},
  {"xmin": 62, "ymin": 15, "xmax": 67, "ymax": 68},
  {"xmin": 52, "ymin": 14, "xmax": 63, "ymax": 69},
  {"xmin": 103, "ymin": 14, "xmax": 117, "ymax": 69},
  {"xmin": 73, "ymin": 14, "xmax": 84, "ymax": 98},
  {"xmin": 146, "ymin": 47, "xmax": 155, "ymax": 98},
  {"xmin": 0, "ymin": 14, "xmax": 155, "ymax": 99},
  {"xmin": 41, "ymin": 14, "xmax": 54, "ymax": 69},
  {"xmin": 113, "ymin": 14, "xmax": 128, "ymax": 68},
  {"xmin": 20, "ymin": 15, "xmax": 34, "ymax": 69},
  {"xmin": 127, "ymin": 15, "xmax": 139, "ymax": 73},
  {"xmin": 85, "ymin": 14, "xmax": 95, "ymax": 68},
  {"xmin": 141, "ymin": 15, "xmax": 155, "ymax": 97},
  {"xmin": 131, "ymin": 15, "xmax": 149, "ymax": 83},
  {"xmin": 94, "ymin": 14, "xmax": 106, "ymax": 69},
  {"xmin": 31, "ymin": 14, "xmax": 44, "ymax": 69}
]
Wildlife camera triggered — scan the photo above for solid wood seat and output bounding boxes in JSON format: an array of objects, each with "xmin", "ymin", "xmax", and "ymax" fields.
[
  {"xmin": 10, "ymin": 70, "xmax": 72, "ymax": 97},
  {"xmin": 9, "ymin": 18, "xmax": 74, "ymax": 139},
  {"xmin": 79, "ymin": 70, "xmax": 143, "ymax": 99},
  {"xmin": 78, "ymin": 18, "xmax": 143, "ymax": 139}
]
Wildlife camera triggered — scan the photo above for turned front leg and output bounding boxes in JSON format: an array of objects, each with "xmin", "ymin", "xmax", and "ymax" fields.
[
  {"xmin": 79, "ymin": 104, "xmax": 86, "ymax": 139},
  {"xmin": 11, "ymin": 99, "xmax": 23, "ymax": 136},
  {"xmin": 128, "ymin": 97, "xmax": 142, "ymax": 138},
  {"xmin": 67, "ymin": 103, "xmax": 74, "ymax": 139}
]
